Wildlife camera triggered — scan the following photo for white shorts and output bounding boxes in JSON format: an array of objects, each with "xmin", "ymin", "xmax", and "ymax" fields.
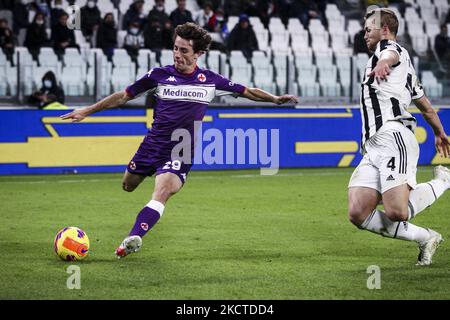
[{"xmin": 348, "ymin": 121, "xmax": 419, "ymax": 194}]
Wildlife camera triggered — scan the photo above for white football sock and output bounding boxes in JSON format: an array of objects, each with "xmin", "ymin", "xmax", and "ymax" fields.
[
  {"xmin": 408, "ymin": 179, "xmax": 448, "ymax": 220},
  {"xmin": 361, "ymin": 209, "xmax": 431, "ymax": 243}
]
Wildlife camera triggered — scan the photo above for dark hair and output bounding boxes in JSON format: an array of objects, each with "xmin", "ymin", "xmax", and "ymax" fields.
[
  {"xmin": 174, "ymin": 22, "xmax": 212, "ymax": 52},
  {"xmin": 365, "ymin": 8, "xmax": 399, "ymax": 35}
]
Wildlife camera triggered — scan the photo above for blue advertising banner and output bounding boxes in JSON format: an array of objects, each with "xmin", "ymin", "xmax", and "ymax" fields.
[{"xmin": 0, "ymin": 108, "xmax": 449, "ymax": 175}]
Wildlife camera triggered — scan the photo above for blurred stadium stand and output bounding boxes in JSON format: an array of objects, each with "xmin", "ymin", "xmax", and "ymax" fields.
[{"xmin": 1, "ymin": 0, "xmax": 450, "ymax": 107}]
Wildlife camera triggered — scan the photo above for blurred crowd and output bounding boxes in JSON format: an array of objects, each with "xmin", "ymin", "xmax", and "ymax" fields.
[{"xmin": 0, "ymin": 0, "xmax": 332, "ymax": 64}]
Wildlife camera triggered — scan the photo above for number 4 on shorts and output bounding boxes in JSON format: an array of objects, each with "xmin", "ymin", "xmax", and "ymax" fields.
[{"xmin": 387, "ymin": 157, "xmax": 396, "ymax": 171}]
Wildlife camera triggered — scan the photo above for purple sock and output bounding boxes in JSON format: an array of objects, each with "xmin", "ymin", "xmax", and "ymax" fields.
[{"xmin": 129, "ymin": 206, "xmax": 161, "ymax": 238}]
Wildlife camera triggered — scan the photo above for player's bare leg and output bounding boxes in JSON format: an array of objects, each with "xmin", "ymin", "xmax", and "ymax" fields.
[
  {"xmin": 115, "ymin": 172, "xmax": 183, "ymax": 259},
  {"xmin": 122, "ymin": 170, "xmax": 146, "ymax": 192},
  {"xmin": 348, "ymin": 187, "xmax": 381, "ymax": 227}
]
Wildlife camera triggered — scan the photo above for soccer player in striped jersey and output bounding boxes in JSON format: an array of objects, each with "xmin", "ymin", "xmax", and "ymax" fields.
[
  {"xmin": 61, "ymin": 23, "xmax": 298, "ymax": 259},
  {"xmin": 348, "ymin": 8, "xmax": 450, "ymax": 265}
]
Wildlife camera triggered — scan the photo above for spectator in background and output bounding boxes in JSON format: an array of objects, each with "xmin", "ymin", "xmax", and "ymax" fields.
[
  {"xmin": 80, "ymin": 0, "xmax": 101, "ymax": 44},
  {"xmin": 147, "ymin": 0, "xmax": 174, "ymax": 49},
  {"xmin": 144, "ymin": 17, "xmax": 164, "ymax": 52},
  {"xmin": 252, "ymin": 0, "xmax": 276, "ymax": 28},
  {"xmin": 170, "ymin": 0, "xmax": 193, "ymax": 28},
  {"xmin": 97, "ymin": 13, "xmax": 117, "ymax": 62},
  {"xmin": 148, "ymin": 0, "xmax": 170, "ymax": 27},
  {"xmin": 194, "ymin": 1, "xmax": 215, "ymax": 32},
  {"xmin": 0, "ymin": 0, "xmax": 14, "ymax": 10},
  {"xmin": 122, "ymin": 0, "xmax": 146, "ymax": 31},
  {"xmin": 50, "ymin": 0, "xmax": 66, "ymax": 27},
  {"xmin": 353, "ymin": 27, "xmax": 370, "ymax": 56},
  {"xmin": 25, "ymin": 12, "xmax": 50, "ymax": 63},
  {"xmin": 161, "ymin": 20, "xmax": 174, "ymax": 49},
  {"xmin": 223, "ymin": 0, "xmax": 243, "ymax": 16},
  {"xmin": 12, "ymin": 0, "xmax": 30, "ymax": 33},
  {"xmin": 143, "ymin": 16, "xmax": 173, "ymax": 56},
  {"xmin": 291, "ymin": 0, "xmax": 327, "ymax": 28},
  {"xmin": 52, "ymin": 12, "xmax": 78, "ymax": 59},
  {"xmin": 29, "ymin": 71, "xmax": 66, "ymax": 109},
  {"xmin": 214, "ymin": 7, "xmax": 227, "ymax": 36},
  {"xmin": 226, "ymin": 14, "xmax": 258, "ymax": 59},
  {"xmin": 0, "ymin": 18, "xmax": 15, "ymax": 65},
  {"xmin": 27, "ymin": 2, "xmax": 41, "ymax": 25},
  {"xmin": 435, "ymin": 24, "xmax": 450, "ymax": 64},
  {"xmin": 197, "ymin": 0, "xmax": 221, "ymax": 11},
  {"xmin": 206, "ymin": 6, "xmax": 227, "ymax": 52},
  {"xmin": 124, "ymin": 20, "xmax": 144, "ymax": 64}
]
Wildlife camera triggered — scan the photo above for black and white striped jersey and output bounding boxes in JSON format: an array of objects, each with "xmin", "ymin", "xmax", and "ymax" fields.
[{"xmin": 360, "ymin": 39, "xmax": 424, "ymax": 151}]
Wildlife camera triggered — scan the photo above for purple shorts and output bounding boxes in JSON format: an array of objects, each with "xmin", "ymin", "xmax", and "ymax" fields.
[{"xmin": 127, "ymin": 153, "xmax": 192, "ymax": 184}]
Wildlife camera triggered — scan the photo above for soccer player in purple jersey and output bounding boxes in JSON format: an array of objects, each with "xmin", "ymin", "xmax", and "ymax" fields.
[{"xmin": 61, "ymin": 23, "xmax": 298, "ymax": 259}]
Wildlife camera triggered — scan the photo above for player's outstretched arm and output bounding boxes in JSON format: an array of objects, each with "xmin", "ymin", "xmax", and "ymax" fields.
[
  {"xmin": 241, "ymin": 87, "xmax": 298, "ymax": 105},
  {"xmin": 60, "ymin": 91, "xmax": 132, "ymax": 122},
  {"xmin": 414, "ymin": 94, "xmax": 450, "ymax": 158},
  {"xmin": 368, "ymin": 50, "xmax": 399, "ymax": 83}
]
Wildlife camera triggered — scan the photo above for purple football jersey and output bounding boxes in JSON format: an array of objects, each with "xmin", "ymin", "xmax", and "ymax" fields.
[{"xmin": 126, "ymin": 65, "xmax": 246, "ymax": 163}]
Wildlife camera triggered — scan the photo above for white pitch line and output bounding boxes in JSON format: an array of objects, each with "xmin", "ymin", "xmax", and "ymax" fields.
[{"xmin": 0, "ymin": 170, "xmax": 352, "ymax": 185}]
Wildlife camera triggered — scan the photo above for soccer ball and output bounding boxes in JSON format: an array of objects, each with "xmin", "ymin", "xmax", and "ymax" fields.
[{"xmin": 54, "ymin": 227, "xmax": 90, "ymax": 261}]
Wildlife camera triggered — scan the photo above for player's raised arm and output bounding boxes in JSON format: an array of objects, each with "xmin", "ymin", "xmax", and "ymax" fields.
[
  {"xmin": 60, "ymin": 90, "xmax": 132, "ymax": 122},
  {"xmin": 241, "ymin": 87, "xmax": 298, "ymax": 105},
  {"xmin": 368, "ymin": 50, "xmax": 399, "ymax": 83},
  {"xmin": 413, "ymin": 95, "xmax": 450, "ymax": 158}
]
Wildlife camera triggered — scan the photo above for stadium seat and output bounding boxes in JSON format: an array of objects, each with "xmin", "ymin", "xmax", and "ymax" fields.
[
  {"xmin": 159, "ymin": 49, "xmax": 173, "ymax": 66},
  {"xmin": 227, "ymin": 16, "xmax": 239, "ymax": 33},
  {"xmin": 61, "ymin": 48, "xmax": 86, "ymax": 96},
  {"xmin": 86, "ymin": 49, "xmax": 111, "ymax": 96},
  {"xmin": 356, "ymin": 53, "xmax": 369, "ymax": 82},
  {"xmin": 435, "ymin": 0, "xmax": 450, "ymax": 21},
  {"xmin": 119, "ymin": 0, "xmax": 133, "ymax": 14},
  {"xmin": 207, "ymin": 50, "xmax": 220, "ymax": 73},
  {"xmin": 111, "ymin": 49, "xmax": 136, "ymax": 92},
  {"xmin": 311, "ymin": 32, "xmax": 329, "ymax": 52},
  {"xmin": 219, "ymin": 52, "xmax": 230, "ymax": 78},
  {"xmin": 75, "ymin": 30, "xmax": 91, "ymax": 50},
  {"xmin": 15, "ymin": 47, "xmax": 35, "ymax": 96},
  {"xmin": 421, "ymin": 71, "xmax": 443, "ymax": 98},
  {"xmin": 318, "ymin": 65, "xmax": 340, "ymax": 96},
  {"xmin": 249, "ymin": 16, "xmax": 264, "ymax": 30},
  {"xmin": 288, "ymin": 18, "xmax": 304, "ymax": 34},
  {"xmin": 255, "ymin": 28, "xmax": 270, "ymax": 52},
  {"xmin": 273, "ymin": 51, "xmax": 289, "ymax": 94},
  {"xmin": 97, "ymin": 1, "xmax": 117, "ymax": 22},
  {"xmin": 314, "ymin": 48, "xmax": 333, "ymax": 67},
  {"xmin": 294, "ymin": 48, "xmax": 313, "ymax": 67},
  {"xmin": 229, "ymin": 50, "xmax": 253, "ymax": 87},
  {"xmin": 0, "ymin": 51, "xmax": 8, "ymax": 96},
  {"xmin": 417, "ymin": 0, "xmax": 436, "ymax": 20},
  {"xmin": 197, "ymin": 53, "xmax": 207, "ymax": 69},
  {"xmin": 291, "ymin": 31, "xmax": 310, "ymax": 52},
  {"xmin": 136, "ymin": 49, "xmax": 156, "ymax": 78},
  {"xmin": 425, "ymin": 22, "xmax": 440, "ymax": 49},
  {"xmin": 411, "ymin": 33, "xmax": 429, "ymax": 56},
  {"xmin": 268, "ymin": 17, "xmax": 286, "ymax": 31},
  {"xmin": 270, "ymin": 28, "xmax": 290, "ymax": 54},
  {"xmin": 117, "ymin": 30, "xmax": 128, "ymax": 49},
  {"xmin": 347, "ymin": 19, "xmax": 361, "ymax": 44},
  {"xmin": 252, "ymin": 51, "xmax": 275, "ymax": 94},
  {"xmin": 166, "ymin": 0, "xmax": 179, "ymax": 14}
]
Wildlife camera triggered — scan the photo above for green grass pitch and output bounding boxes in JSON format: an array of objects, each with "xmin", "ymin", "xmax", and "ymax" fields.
[{"xmin": 0, "ymin": 167, "xmax": 449, "ymax": 299}]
